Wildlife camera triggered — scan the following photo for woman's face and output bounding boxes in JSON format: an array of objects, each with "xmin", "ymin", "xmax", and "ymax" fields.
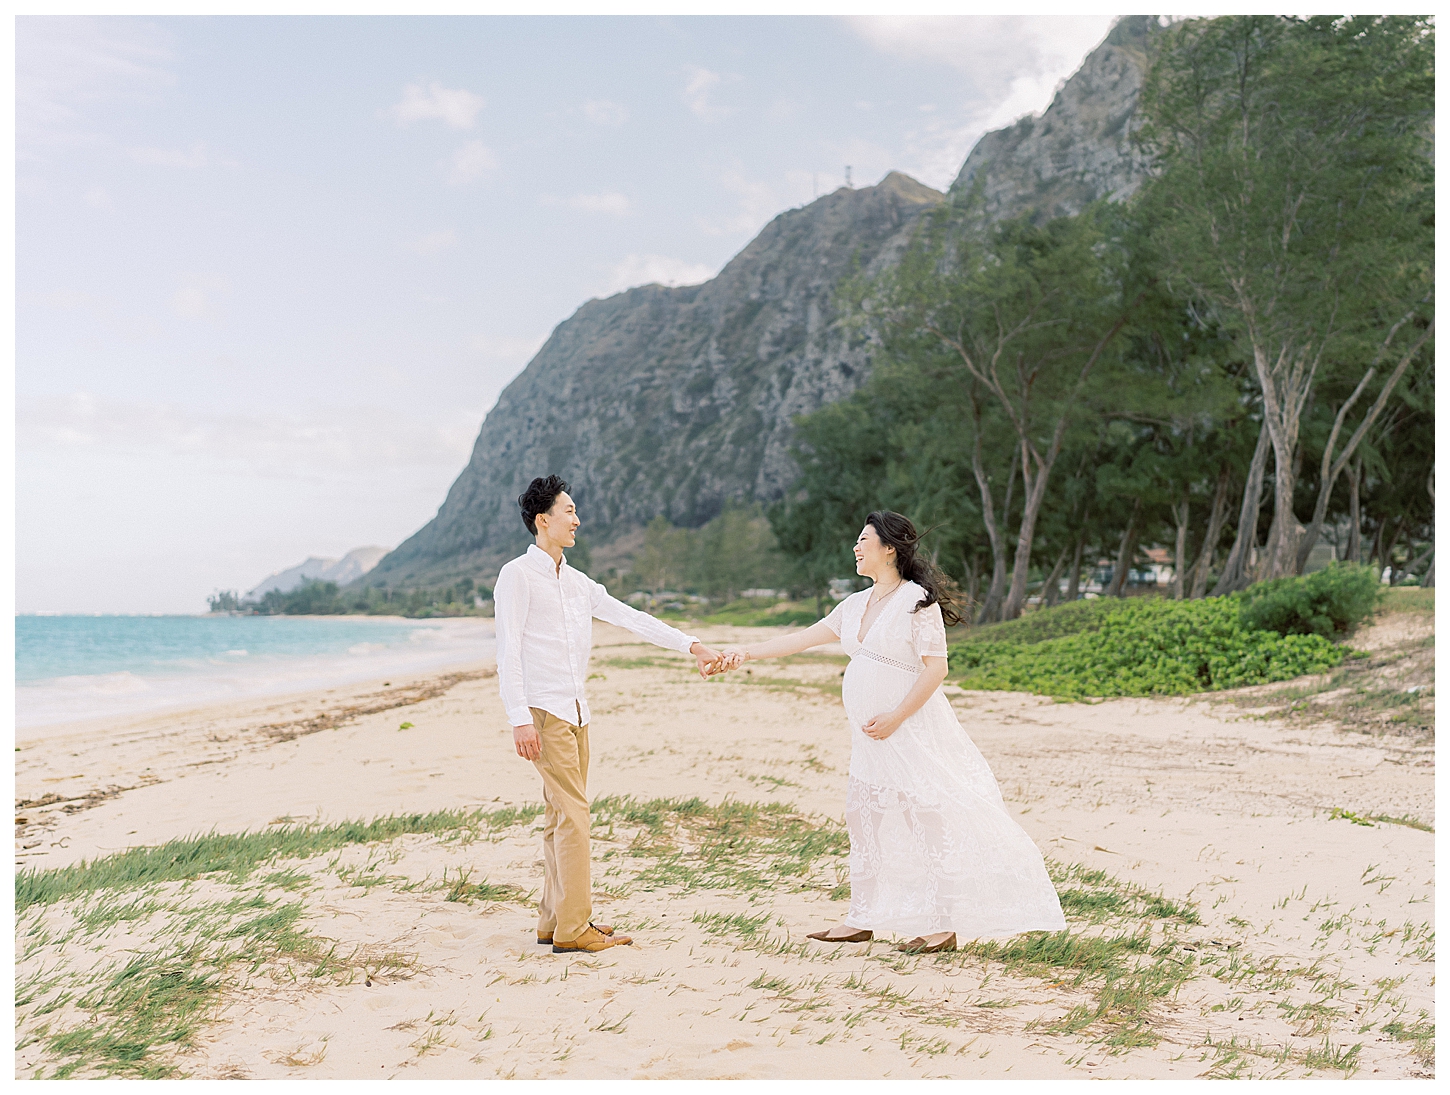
[{"xmin": 854, "ymin": 523, "xmax": 897, "ymax": 580}]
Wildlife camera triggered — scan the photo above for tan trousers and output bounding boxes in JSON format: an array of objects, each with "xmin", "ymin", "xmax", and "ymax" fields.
[{"xmin": 530, "ymin": 706, "xmax": 592, "ymax": 943}]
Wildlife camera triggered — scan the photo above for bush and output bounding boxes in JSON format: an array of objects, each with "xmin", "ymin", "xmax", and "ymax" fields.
[
  {"xmin": 965, "ymin": 596, "xmax": 1139, "ymax": 645},
  {"xmin": 1237, "ymin": 563, "xmax": 1382, "ymax": 639},
  {"xmin": 950, "ymin": 596, "xmax": 1343, "ymax": 700}
]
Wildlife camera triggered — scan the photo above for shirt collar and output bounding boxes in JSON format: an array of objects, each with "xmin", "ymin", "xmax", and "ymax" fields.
[{"xmin": 525, "ymin": 543, "xmax": 567, "ymax": 576}]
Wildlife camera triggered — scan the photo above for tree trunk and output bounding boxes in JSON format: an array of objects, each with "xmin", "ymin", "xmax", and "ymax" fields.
[
  {"xmin": 1065, "ymin": 530, "xmax": 1087, "ymax": 603},
  {"xmin": 1001, "ymin": 443, "xmax": 1044, "ymax": 621},
  {"xmin": 969, "ymin": 394, "xmax": 1012, "ymax": 625},
  {"xmin": 1040, "ymin": 545, "xmax": 1071, "ymax": 609},
  {"xmin": 1107, "ymin": 500, "xmax": 1141, "ymax": 598},
  {"xmin": 1189, "ymin": 467, "xmax": 1232, "ymax": 599},
  {"xmin": 1248, "ymin": 336, "xmax": 1316, "ymax": 582},
  {"xmin": 1294, "ymin": 320, "xmax": 1434, "ymax": 573},
  {"xmin": 1212, "ymin": 421, "xmax": 1272, "ymax": 595},
  {"xmin": 1423, "ymin": 552, "xmax": 1435, "ymax": 588},
  {"xmin": 962, "ymin": 554, "xmax": 981, "ymax": 621},
  {"xmin": 1172, "ymin": 498, "xmax": 1190, "ymax": 600},
  {"xmin": 1379, "ymin": 518, "xmax": 1404, "ymax": 583},
  {"xmin": 1346, "ymin": 456, "xmax": 1363, "ymax": 563}
]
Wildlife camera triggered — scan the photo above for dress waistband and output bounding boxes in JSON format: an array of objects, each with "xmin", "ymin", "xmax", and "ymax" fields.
[{"xmin": 854, "ymin": 647, "xmax": 924, "ymax": 675}]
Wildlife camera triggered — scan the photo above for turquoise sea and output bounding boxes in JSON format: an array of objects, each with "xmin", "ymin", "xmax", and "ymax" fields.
[{"xmin": 15, "ymin": 615, "xmax": 495, "ymax": 730}]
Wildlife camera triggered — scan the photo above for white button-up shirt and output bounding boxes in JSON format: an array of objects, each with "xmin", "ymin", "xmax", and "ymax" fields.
[{"xmin": 494, "ymin": 544, "xmax": 700, "ymax": 728}]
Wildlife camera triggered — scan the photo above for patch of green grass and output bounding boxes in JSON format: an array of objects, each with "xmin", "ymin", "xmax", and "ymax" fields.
[
  {"xmin": 1379, "ymin": 587, "xmax": 1434, "ymax": 615},
  {"xmin": 951, "ymin": 596, "xmax": 1343, "ymax": 700},
  {"xmin": 1048, "ymin": 860, "xmax": 1201, "ymax": 926},
  {"xmin": 958, "ymin": 929, "xmax": 1195, "ymax": 1048},
  {"xmin": 590, "ymin": 795, "xmax": 849, "ymax": 895},
  {"xmin": 1381, "ymin": 1014, "xmax": 1434, "ymax": 1069},
  {"xmin": 440, "ymin": 868, "xmax": 528, "ymax": 905},
  {"xmin": 15, "ymin": 804, "xmax": 544, "ymax": 913},
  {"xmin": 21, "ymin": 883, "xmax": 416, "ymax": 1079},
  {"xmin": 1329, "ymin": 808, "xmax": 1433, "ymax": 832},
  {"xmin": 1301, "ymin": 1036, "xmax": 1362, "ymax": 1075}
]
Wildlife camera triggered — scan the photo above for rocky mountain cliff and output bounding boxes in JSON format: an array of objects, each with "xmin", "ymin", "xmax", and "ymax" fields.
[{"xmin": 368, "ymin": 16, "xmax": 1163, "ymax": 588}]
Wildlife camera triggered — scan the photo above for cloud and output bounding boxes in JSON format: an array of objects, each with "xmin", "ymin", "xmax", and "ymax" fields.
[
  {"xmin": 17, "ymin": 393, "xmax": 479, "ymax": 476},
  {"xmin": 83, "ymin": 185, "xmax": 111, "ymax": 208},
  {"xmin": 387, "ymin": 81, "xmax": 485, "ymax": 129},
  {"xmin": 583, "ymin": 99, "xmax": 628, "ymax": 126},
  {"xmin": 130, "ymin": 141, "xmax": 207, "ymax": 168},
  {"xmin": 405, "ymin": 229, "xmax": 458, "ymax": 255},
  {"xmin": 17, "ymin": 15, "xmax": 174, "ymax": 157},
  {"xmin": 541, "ymin": 192, "xmax": 631, "ymax": 217},
  {"xmin": 601, "ymin": 254, "xmax": 716, "ymax": 296},
  {"xmin": 170, "ymin": 274, "xmax": 228, "ymax": 320},
  {"xmin": 445, "ymin": 139, "xmax": 496, "ymax": 185},
  {"xmin": 682, "ymin": 65, "xmax": 737, "ymax": 119},
  {"xmin": 842, "ymin": 15, "xmax": 1118, "ymax": 188}
]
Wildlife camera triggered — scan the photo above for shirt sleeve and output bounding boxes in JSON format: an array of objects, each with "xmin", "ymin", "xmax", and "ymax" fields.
[
  {"xmin": 910, "ymin": 601, "xmax": 949, "ymax": 659},
  {"xmin": 493, "ymin": 564, "xmax": 533, "ymax": 727},
  {"xmin": 589, "ymin": 580, "xmax": 699, "ymax": 653},
  {"xmin": 820, "ymin": 595, "xmax": 849, "ymax": 637}
]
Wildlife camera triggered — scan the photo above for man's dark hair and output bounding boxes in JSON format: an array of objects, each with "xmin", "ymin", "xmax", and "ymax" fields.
[{"xmin": 518, "ymin": 475, "xmax": 570, "ymax": 535}]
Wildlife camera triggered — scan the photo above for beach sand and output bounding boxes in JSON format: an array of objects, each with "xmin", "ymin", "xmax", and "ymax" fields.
[{"xmin": 14, "ymin": 617, "xmax": 1435, "ymax": 1079}]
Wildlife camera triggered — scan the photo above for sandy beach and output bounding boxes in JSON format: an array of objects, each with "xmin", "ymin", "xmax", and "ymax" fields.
[{"xmin": 14, "ymin": 613, "xmax": 1434, "ymax": 1080}]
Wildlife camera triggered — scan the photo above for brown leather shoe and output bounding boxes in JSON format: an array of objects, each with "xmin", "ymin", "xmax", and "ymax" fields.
[
  {"xmin": 806, "ymin": 925, "xmax": 873, "ymax": 943},
  {"xmin": 538, "ymin": 922, "xmax": 614, "ymax": 945},
  {"xmin": 552, "ymin": 925, "xmax": 632, "ymax": 953},
  {"xmin": 895, "ymin": 931, "xmax": 956, "ymax": 954}
]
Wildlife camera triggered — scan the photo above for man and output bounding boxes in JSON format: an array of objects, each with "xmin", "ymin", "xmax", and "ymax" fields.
[{"xmin": 493, "ymin": 475, "xmax": 724, "ymax": 954}]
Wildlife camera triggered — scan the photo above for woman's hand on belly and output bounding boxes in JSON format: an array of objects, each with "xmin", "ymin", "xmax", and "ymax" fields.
[{"xmin": 860, "ymin": 709, "xmax": 905, "ymax": 741}]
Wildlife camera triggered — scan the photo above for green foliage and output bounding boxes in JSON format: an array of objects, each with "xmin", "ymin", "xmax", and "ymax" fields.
[
  {"xmin": 15, "ymin": 805, "xmax": 543, "ymax": 914},
  {"xmin": 1238, "ymin": 564, "xmax": 1382, "ymax": 639},
  {"xmin": 625, "ymin": 504, "xmax": 788, "ymax": 603},
  {"xmin": 244, "ymin": 579, "xmax": 492, "ymax": 618},
  {"xmin": 205, "ymin": 590, "xmax": 243, "ymax": 613},
  {"xmin": 966, "ymin": 597, "xmax": 1140, "ymax": 645},
  {"xmin": 950, "ymin": 596, "xmax": 1343, "ymax": 700}
]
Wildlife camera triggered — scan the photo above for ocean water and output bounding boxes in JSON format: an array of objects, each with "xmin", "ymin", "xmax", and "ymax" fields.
[{"xmin": 15, "ymin": 615, "xmax": 496, "ymax": 731}]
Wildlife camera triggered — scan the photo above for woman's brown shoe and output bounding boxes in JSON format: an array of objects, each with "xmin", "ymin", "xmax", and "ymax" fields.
[
  {"xmin": 538, "ymin": 922, "xmax": 613, "ymax": 945},
  {"xmin": 895, "ymin": 931, "xmax": 956, "ymax": 954},
  {"xmin": 552, "ymin": 925, "xmax": 632, "ymax": 953},
  {"xmin": 805, "ymin": 925, "xmax": 873, "ymax": 943}
]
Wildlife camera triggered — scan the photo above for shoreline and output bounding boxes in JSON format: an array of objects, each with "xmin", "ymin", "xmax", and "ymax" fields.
[{"xmin": 16, "ymin": 615, "xmax": 496, "ymax": 734}]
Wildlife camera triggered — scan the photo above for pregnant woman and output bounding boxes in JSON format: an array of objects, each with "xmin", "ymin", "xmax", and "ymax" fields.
[{"xmin": 720, "ymin": 511, "xmax": 1065, "ymax": 952}]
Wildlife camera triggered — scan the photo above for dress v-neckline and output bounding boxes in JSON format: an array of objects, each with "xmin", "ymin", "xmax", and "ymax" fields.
[{"xmin": 856, "ymin": 583, "xmax": 904, "ymax": 646}]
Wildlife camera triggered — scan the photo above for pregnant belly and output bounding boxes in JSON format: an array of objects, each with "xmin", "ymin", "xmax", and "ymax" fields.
[{"xmin": 842, "ymin": 658, "xmax": 915, "ymax": 728}]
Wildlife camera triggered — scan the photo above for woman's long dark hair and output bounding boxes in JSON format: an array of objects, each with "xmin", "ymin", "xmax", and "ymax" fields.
[{"xmin": 864, "ymin": 511, "xmax": 963, "ymax": 626}]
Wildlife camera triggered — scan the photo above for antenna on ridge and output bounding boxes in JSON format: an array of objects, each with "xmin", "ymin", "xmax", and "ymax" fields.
[{"xmin": 844, "ymin": 165, "xmax": 852, "ymax": 189}]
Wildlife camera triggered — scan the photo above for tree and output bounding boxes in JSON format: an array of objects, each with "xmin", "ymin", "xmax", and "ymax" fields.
[
  {"xmin": 1141, "ymin": 15, "xmax": 1434, "ymax": 580},
  {"xmin": 862, "ymin": 199, "xmax": 1141, "ymax": 619}
]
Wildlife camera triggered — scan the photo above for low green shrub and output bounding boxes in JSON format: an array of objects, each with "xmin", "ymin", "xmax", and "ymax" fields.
[
  {"xmin": 950, "ymin": 596, "xmax": 1343, "ymax": 700},
  {"xmin": 965, "ymin": 596, "xmax": 1139, "ymax": 645},
  {"xmin": 1238, "ymin": 563, "xmax": 1382, "ymax": 639}
]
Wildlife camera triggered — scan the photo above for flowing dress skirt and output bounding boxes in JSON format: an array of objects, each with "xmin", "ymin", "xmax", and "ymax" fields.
[{"xmin": 841, "ymin": 651, "xmax": 1067, "ymax": 940}]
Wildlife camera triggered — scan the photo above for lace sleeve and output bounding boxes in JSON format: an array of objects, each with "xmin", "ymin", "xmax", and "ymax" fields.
[
  {"xmin": 910, "ymin": 601, "xmax": 948, "ymax": 659},
  {"xmin": 821, "ymin": 596, "xmax": 848, "ymax": 637}
]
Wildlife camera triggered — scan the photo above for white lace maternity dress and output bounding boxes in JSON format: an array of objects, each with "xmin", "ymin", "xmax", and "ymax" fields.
[{"xmin": 823, "ymin": 583, "xmax": 1066, "ymax": 940}]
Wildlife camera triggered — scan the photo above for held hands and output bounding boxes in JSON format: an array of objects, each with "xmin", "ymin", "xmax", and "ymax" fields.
[
  {"xmin": 691, "ymin": 642, "xmax": 729, "ymax": 679},
  {"xmin": 860, "ymin": 710, "xmax": 905, "ymax": 741},
  {"xmin": 690, "ymin": 643, "xmax": 747, "ymax": 677}
]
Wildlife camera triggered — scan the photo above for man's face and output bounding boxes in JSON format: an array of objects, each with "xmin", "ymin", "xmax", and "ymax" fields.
[{"xmin": 537, "ymin": 491, "xmax": 580, "ymax": 547}]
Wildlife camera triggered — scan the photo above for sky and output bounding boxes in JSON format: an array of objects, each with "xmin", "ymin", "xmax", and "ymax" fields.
[{"xmin": 16, "ymin": 13, "xmax": 1119, "ymax": 614}]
